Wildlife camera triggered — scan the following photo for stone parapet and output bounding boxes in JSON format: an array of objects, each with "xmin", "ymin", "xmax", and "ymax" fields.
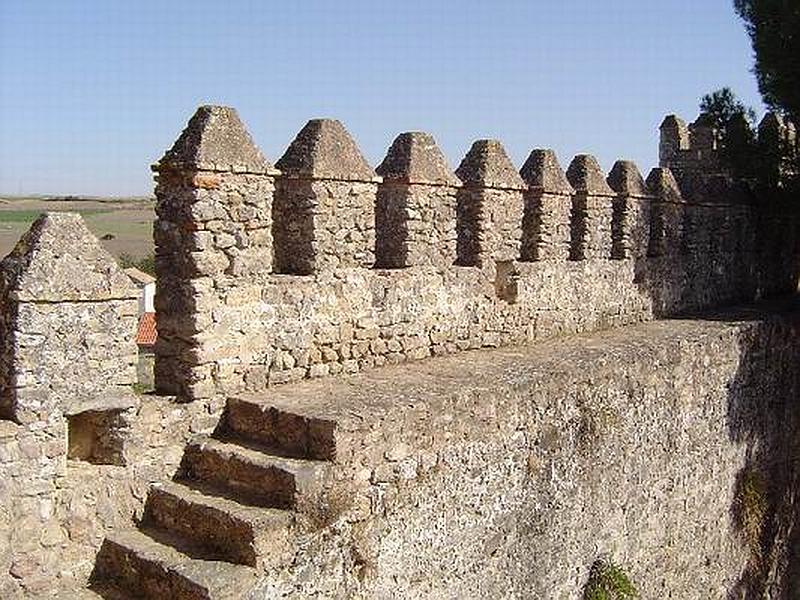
[{"xmin": 149, "ymin": 106, "xmax": 800, "ymax": 401}]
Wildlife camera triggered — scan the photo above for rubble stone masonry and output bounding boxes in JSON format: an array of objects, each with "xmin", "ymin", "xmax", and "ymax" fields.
[{"xmin": 0, "ymin": 106, "xmax": 798, "ymax": 598}]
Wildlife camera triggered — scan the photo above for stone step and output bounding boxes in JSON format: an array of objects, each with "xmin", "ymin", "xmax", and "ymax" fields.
[
  {"xmin": 92, "ymin": 528, "xmax": 255, "ymax": 600},
  {"xmin": 143, "ymin": 480, "xmax": 294, "ymax": 568},
  {"xmin": 218, "ymin": 397, "xmax": 336, "ymax": 460},
  {"xmin": 179, "ymin": 436, "xmax": 330, "ymax": 510}
]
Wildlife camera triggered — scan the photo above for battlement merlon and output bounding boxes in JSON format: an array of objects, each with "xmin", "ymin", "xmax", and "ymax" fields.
[
  {"xmin": 274, "ymin": 119, "xmax": 380, "ymax": 275},
  {"xmin": 455, "ymin": 139, "xmax": 526, "ymax": 268},
  {"xmin": 375, "ymin": 131, "xmax": 460, "ymax": 269},
  {"xmin": 566, "ymin": 154, "xmax": 615, "ymax": 260},
  {"xmin": 607, "ymin": 160, "xmax": 653, "ymax": 260},
  {"xmin": 519, "ymin": 149, "xmax": 574, "ymax": 262}
]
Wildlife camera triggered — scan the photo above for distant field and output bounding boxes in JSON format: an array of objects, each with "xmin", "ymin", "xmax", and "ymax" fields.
[{"xmin": 0, "ymin": 195, "xmax": 155, "ymax": 259}]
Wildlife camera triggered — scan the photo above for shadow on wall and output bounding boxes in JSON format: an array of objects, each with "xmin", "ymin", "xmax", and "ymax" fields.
[{"xmin": 721, "ymin": 299, "xmax": 800, "ymax": 599}]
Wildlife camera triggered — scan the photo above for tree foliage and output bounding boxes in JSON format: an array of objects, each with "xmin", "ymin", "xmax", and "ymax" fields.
[
  {"xmin": 699, "ymin": 87, "xmax": 756, "ymax": 129},
  {"xmin": 700, "ymin": 88, "xmax": 759, "ymax": 179},
  {"xmin": 734, "ymin": 0, "xmax": 800, "ymax": 122}
]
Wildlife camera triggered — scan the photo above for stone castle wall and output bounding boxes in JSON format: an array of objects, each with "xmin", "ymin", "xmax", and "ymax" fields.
[
  {"xmin": 0, "ymin": 213, "xmax": 143, "ymax": 596},
  {"xmin": 152, "ymin": 106, "xmax": 799, "ymax": 401},
  {"xmin": 246, "ymin": 299, "xmax": 800, "ymax": 598},
  {"xmin": 0, "ymin": 106, "xmax": 797, "ymax": 597}
]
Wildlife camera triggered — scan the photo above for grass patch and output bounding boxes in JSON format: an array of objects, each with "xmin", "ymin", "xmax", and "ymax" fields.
[
  {"xmin": 0, "ymin": 209, "xmax": 111, "ymax": 223},
  {"xmin": 584, "ymin": 559, "xmax": 638, "ymax": 600},
  {"xmin": 119, "ymin": 252, "xmax": 155, "ymax": 276}
]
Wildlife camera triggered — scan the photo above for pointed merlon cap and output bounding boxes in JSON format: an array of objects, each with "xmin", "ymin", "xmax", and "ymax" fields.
[
  {"xmin": 566, "ymin": 154, "xmax": 615, "ymax": 195},
  {"xmin": 376, "ymin": 132, "xmax": 460, "ymax": 186},
  {"xmin": 0, "ymin": 213, "xmax": 138, "ymax": 302},
  {"xmin": 455, "ymin": 139, "xmax": 526, "ymax": 190},
  {"xmin": 158, "ymin": 105, "xmax": 274, "ymax": 174},
  {"xmin": 276, "ymin": 119, "xmax": 378, "ymax": 182},
  {"xmin": 660, "ymin": 114, "xmax": 688, "ymax": 131},
  {"xmin": 519, "ymin": 149, "xmax": 574, "ymax": 194},
  {"xmin": 607, "ymin": 160, "xmax": 650, "ymax": 197},
  {"xmin": 645, "ymin": 168, "xmax": 684, "ymax": 203}
]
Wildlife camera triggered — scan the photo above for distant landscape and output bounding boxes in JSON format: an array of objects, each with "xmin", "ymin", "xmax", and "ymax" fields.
[{"xmin": 0, "ymin": 195, "xmax": 155, "ymax": 266}]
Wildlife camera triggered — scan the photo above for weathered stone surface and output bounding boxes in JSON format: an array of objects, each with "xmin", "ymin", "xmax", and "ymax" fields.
[
  {"xmin": 566, "ymin": 155, "xmax": 615, "ymax": 260},
  {"xmin": 0, "ymin": 213, "xmax": 137, "ymax": 303},
  {"xmin": 5, "ymin": 107, "xmax": 799, "ymax": 598},
  {"xmin": 607, "ymin": 159, "xmax": 648, "ymax": 197},
  {"xmin": 158, "ymin": 105, "xmax": 273, "ymax": 173},
  {"xmin": 455, "ymin": 140, "xmax": 525, "ymax": 267},
  {"xmin": 273, "ymin": 119, "xmax": 376, "ymax": 274},
  {"xmin": 276, "ymin": 119, "xmax": 375, "ymax": 182},
  {"xmin": 645, "ymin": 167, "xmax": 685, "ymax": 259},
  {"xmin": 519, "ymin": 150, "xmax": 573, "ymax": 262},
  {"xmin": 607, "ymin": 161, "xmax": 653, "ymax": 260},
  {"xmin": 566, "ymin": 154, "xmax": 615, "ymax": 195},
  {"xmin": 0, "ymin": 213, "xmax": 138, "ymax": 424},
  {"xmin": 375, "ymin": 132, "xmax": 459, "ymax": 269},
  {"xmin": 455, "ymin": 139, "xmax": 525, "ymax": 190},
  {"xmin": 376, "ymin": 132, "xmax": 460, "ymax": 186}
]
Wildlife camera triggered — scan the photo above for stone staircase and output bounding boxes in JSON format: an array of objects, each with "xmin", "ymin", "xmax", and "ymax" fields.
[{"xmin": 90, "ymin": 398, "xmax": 336, "ymax": 599}]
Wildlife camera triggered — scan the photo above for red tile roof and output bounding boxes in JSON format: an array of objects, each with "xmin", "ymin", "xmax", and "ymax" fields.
[{"xmin": 136, "ymin": 312, "xmax": 157, "ymax": 347}]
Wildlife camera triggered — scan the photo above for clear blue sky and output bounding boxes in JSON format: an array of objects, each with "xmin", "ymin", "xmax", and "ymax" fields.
[{"xmin": 0, "ymin": 0, "xmax": 762, "ymax": 196}]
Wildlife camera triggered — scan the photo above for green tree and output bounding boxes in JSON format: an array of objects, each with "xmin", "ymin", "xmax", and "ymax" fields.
[
  {"xmin": 734, "ymin": 0, "xmax": 800, "ymax": 123},
  {"xmin": 699, "ymin": 88, "xmax": 758, "ymax": 179},
  {"xmin": 700, "ymin": 87, "xmax": 756, "ymax": 129}
]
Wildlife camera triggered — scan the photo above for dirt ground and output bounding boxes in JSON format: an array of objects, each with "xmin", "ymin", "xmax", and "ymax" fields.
[{"xmin": 0, "ymin": 195, "xmax": 155, "ymax": 260}]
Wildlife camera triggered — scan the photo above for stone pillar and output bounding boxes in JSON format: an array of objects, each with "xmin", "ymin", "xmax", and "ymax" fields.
[
  {"xmin": 606, "ymin": 160, "xmax": 653, "ymax": 260},
  {"xmin": 645, "ymin": 167, "xmax": 684, "ymax": 257},
  {"xmin": 375, "ymin": 132, "xmax": 460, "ymax": 268},
  {"xmin": 565, "ymin": 154, "xmax": 615, "ymax": 260},
  {"xmin": 659, "ymin": 115, "xmax": 689, "ymax": 169},
  {"xmin": 519, "ymin": 149, "xmax": 574, "ymax": 262},
  {"xmin": 152, "ymin": 105, "xmax": 277, "ymax": 399},
  {"xmin": 454, "ymin": 139, "xmax": 526, "ymax": 267},
  {"xmin": 0, "ymin": 213, "xmax": 138, "ymax": 424},
  {"xmin": 274, "ymin": 119, "xmax": 378, "ymax": 274}
]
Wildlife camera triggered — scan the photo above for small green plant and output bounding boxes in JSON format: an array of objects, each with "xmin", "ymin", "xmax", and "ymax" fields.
[
  {"xmin": 734, "ymin": 468, "xmax": 768, "ymax": 559},
  {"xmin": 583, "ymin": 559, "xmax": 638, "ymax": 600},
  {"xmin": 119, "ymin": 252, "xmax": 156, "ymax": 276}
]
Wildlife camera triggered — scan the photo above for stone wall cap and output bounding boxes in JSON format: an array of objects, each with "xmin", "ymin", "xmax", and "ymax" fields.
[
  {"xmin": 607, "ymin": 160, "xmax": 650, "ymax": 197},
  {"xmin": 455, "ymin": 139, "xmax": 526, "ymax": 190},
  {"xmin": 660, "ymin": 114, "xmax": 688, "ymax": 130},
  {"xmin": 645, "ymin": 167, "xmax": 684, "ymax": 203},
  {"xmin": 124, "ymin": 267, "xmax": 155, "ymax": 286},
  {"xmin": 276, "ymin": 119, "xmax": 377, "ymax": 182},
  {"xmin": 156, "ymin": 105, "xmax": 274, "ymax": 174},
  {"xmin": 376, "ymin": 132, "xmax": 460, "ymax": 186},
  {"xmin": 0, "ymin": 212, "xmax": 138, "ymax": 302},
  {"xmin": 64, "ymin": 392, "xmax": 140, "ymax": 416},
  {"xmin": 566, "ymin": 154, "xmax": 615, "ymax": 195},
  {"xmin": 519, "ymin": 149, "xmax": 574, "ymax": 194}
]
